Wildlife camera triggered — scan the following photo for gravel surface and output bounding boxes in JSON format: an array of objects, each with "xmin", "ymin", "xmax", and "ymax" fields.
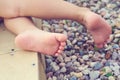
[{"xmin": 42, "ymin": 0, "xmax": 120, "ymax": 80}]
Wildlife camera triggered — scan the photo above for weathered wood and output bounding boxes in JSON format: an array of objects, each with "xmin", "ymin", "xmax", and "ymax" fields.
[{"xmin": 0, "ymin": 21, "xmax": 46, "ymax": 80}]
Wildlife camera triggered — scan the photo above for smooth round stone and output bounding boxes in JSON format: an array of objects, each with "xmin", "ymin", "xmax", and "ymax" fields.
[
  {"xmin": 50, "ymin": 62, "xmax": 57, "ymax": 66},
  {"xmin": 52, "ymin": 65, "xmax": 60, "ymax": 71},
  {"xmin": 46, "ymin": 59, "xmax": 53, "ymax": 64},
  {"xmin": 66, "ymin": 45, "xmax": 73, "ymax": 50},
  {"xmin": 108, "ymin": 76, "xmax": 115, "ymax": 80},
  {"xmin": 93, "ymin": 52, "xmax": 102, "ymax": 58},
  {"xmin": 71, "ymin": 55, "xmax": 77, "ymax": 60},
  {"xmin": 115, "ymin": 21, "xmax": 120, "ymax": 28},
  {"xmin": 93, "ymin": 62, "xmax": 103, "ymax": 70},
  {"xmin": 118, "ymin": 75, "xmax": 120, "ymax": 80},
  {"xmin": 60, "ymin": 67, "xmax": 67, "ymax": 73},
  {"xmin": 77, "ymin": 42, "xmax": 83, "ymax": 46},
  {"xmin": 112, "ymin": 44, "xmax": 119, "ymax": 49},
  {"xmin": 89, "ymin": 62, "xmax": 97, "ymax": 68},
  {"xmin": 82, "ymin": 69, "xmax": 90, "ymax": 75},
  {"xmin": 78, "ymin": 65, "xmax": 88, "ymax": 71},
  {"xmin": 104, "ymin": 60, "xmax": 111, "ymax": 66},
  {"xmin": 70, "ymin": 72, "xmax": 83, "ymax": 78},
  {"xmin": 69, "ymin": 37, "xmax": 74, "ymax": 41},
  {"xmin": 82, "ymin": 55, "xmax": 89, "ymax": 61},
  {"xmin": 70, "ymin": 76, "xmax": 77, "ymax": 80},
  {"xmin": 89, "ymin": 71, "xmax": 100, "ymax": 80},
  {"xmin": 66, "ymin": 62, "xmax": 73, "ymax": 67},
  {"xmin": 84, "ymin": 75, "xmax": 89, "ymax": 80},
  {"xmin": 105, "ymin": 52, "xmax": 111, "ymax": 60},
  {"xmin": 73, "ymin": 62, "xmax": 80, "ymax": 67},
  {"xmin": 112, "ymin": 52, "xmax": 118, "ymax": 60},
  {"xmin": 57, "ymin": 74, "xmax": 64, "ymax": 80},
  {"xmin": 104, "ymin": 45, "xmax": 112, "ymax": 51},
  {"xmin": 79, "ymin": 58, "xmax": 84, "ymax": 64},
  {"xmin": 79, "ymin": 50, "xmax": 84, "ymax": 56},
  {"xmin": 100, "ymin": 75, "xmax": 108, "ymax": 80},
  {"xmin": 72, "ymin": 39, "xmax": 77, "ymax": 45},
  {"xmin": 115, "ymin": 33, "xmax": 120, "ymax": 38},
  {"xmin": 69, "ymin": 32, "xmax": 75, "ymax": 38},
  {"xmin": 59, "ymin": 62, "xmax": 66, "ymax": 67},
  {"xmin": 46, "ymin": 72, "xmax": 53, "ymax": 77},
  {"xmin": 57, "ymin": 55, "xmax": 64, "ymax": 63},
  {"xmin": 64, "ymin": 57, "xmax": 71, "ymax": 62},
  {"xmin": 113, "ymin": 38, "xmax": 119, "ymax": 43},
  {"xmin": 109, "ymin": 35, "xmax": 114, "ymax": 42},
  {"xmin": 52, "ymin": 76, "xmax": 57, "ymax": 80},
  {"xmin": 118, "ymin": 53, "xmax": 120, "ymax": 61},
  {"xmin": 88, "ymin": 52, "xmax": 94, "ymax": 56},
  {"xmin": 110, "ymin": 63, "xmax": 120, "ymax": 76},
  {"xmin": 48, "ymin": 77, "xmax": 52, "ymax": 80},
  {"xmin": 102, "ymin": 66, "xmax": 112, "ymax": 75}
]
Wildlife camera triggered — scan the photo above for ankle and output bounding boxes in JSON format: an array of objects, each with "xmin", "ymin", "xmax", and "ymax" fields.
[{"xmin": 76, "ymin": 8, "xmax": 90, "ymax": 24}]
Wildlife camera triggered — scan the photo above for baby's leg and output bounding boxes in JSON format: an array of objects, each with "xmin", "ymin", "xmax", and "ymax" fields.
[
  {"xmin": 19, "ymin": 0, "xmax": 111, "ymax": 48},
  {"xmin": 4, "ymin": 17, "xmax": 67, "ymax": 56}
]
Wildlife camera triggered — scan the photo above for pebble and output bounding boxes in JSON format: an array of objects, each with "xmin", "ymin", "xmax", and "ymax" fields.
[
  {"xmin": 89, "ymin": 62, "xmax": 97, "ymax": 68},
  {"xmin": 70, "ymin": 76, "xmax": 77, "ymax": 80},
  {"xmin": 82, "ymin": 55, "xmax": 89, "ymax": 61},
  {"xmin": 45, "ymin": 0, "xmax": 120, "ymax": 80},
  {"xmin": 118, "ymin": 75, "xmax": 120, "ymax": 80},
  {"xmin": 52, "ymin": 76, "xmax": 57, "ymax": 80},
  {"xmin": 101, "ymin": 66, "xmax": 112, "ymax": 75},
  {"xmin": 52, "ymin": 65, "xmax": 60, "ymax": 71},
  {"xmin": 93, "ymin": 62, "xmax": 103, "ymax": 70},
  {"xmin": 108, "ymin": 76, "xmax": 115, "ymax": 80},
  {"xmin": 82, "ymin": 69, "xmax": 90, "ymax": 75},
  {"xmin": 47, "ymin": 72, "xmax": 53, "ymax": 77},
  {"xmin": 64, "ymin": 57, "xmax": 71, "ymax": 62},
  {"xmin": 110, "ymin": 62, "xmax": 120, "ymax": 76},
  {"xmin": 70, "ymin": 72, "xmax": 83, "ymax": 78},
  {"xmin": 48, "ymin": 77, "xmax": 52, "ymax": 80},
  {"xmin": 72, "ymin": 39, "xmax": 77, "ymax": 45},
  {"xmin": 57, "ymin": 55, "xmax": 64, "ymax": 63},
  {"xmin": 112, "ymin": 44, "xmax": 120, "ymax": 49},
  {"xmin": 105, "ymin": 60, "xmax": 111, "ymax": 66},
  {"xmin": 59, "ymin": 62, "xmax": 66, "ymax": 67},
  {"xmin": 60, "ymin": 67, "xmax": 67, "ymax": 73},
  {"xmin": 73, "ymin": 62, "xmax": 80, "ymax": 67},
  {"xmin": 89, "ymin": 71, "xmax": 100, "ymax": 80},
  {"xmin": 105, "ymin": 52, "xmax": 111, "ymax": 60},
  {"xmin": 71, "ymin": 55, "xmax": 77, "ymax": 60},
  {"xmin": 57, "ymin": 74, "xmax": 64, "ymax": 80},
  {"xmin": 112, "ymin": 52, "xmax": 118, "ymax": 60},
  {"xmin": 46, "ymin": 58, "xmax": 53, "ymax": 64},
  {"xmin": 66, "ymin": 62, "xmax": 73, "ymax": 67}
]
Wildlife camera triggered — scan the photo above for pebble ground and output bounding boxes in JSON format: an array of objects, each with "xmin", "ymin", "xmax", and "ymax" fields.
[{"xmin": 42, "ymin": 0, "xmax": 120, "ymax": 80}]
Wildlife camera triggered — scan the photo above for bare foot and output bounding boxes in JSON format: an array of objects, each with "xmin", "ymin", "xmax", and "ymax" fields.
[
  {"xmin": 80, "ymin": 11, "xmax": 111, "ymax": 48},
  {"xmin": 15, "ymin": 30, "xmax": 67, "ymax": 56}
]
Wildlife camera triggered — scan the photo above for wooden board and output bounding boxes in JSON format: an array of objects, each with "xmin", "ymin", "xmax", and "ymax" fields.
[{"xmin": 0, "ymin": 21, "xmax": 46, "ymax": 80}]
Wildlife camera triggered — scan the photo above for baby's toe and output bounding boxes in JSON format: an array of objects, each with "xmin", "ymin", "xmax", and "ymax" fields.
[
  {"xmin": 59, "ymin": 46, "xmax": 64, "ymax": 50},
  {"xmin": 96, "ymin": 44, "xmax": 104, "ymax": 48},
  {"xmin": 60, "ymin": 42, "xmax": 66, "ymax": 46}
]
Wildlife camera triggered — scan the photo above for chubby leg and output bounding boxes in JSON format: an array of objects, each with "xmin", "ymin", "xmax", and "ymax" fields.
[
  {"xmin": 4, "ymin": 17, "xmax": 67, "ymax": 56},
  {"xmin": 1, "ymin": 0, "xmax": 111, "ymax": 48},
  {"xmin": 18, "ymin": 0, "xmax": 111, "ymax": 48}
]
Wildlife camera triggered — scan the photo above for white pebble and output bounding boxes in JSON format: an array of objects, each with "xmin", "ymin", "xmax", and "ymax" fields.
[{"xmin": 82, "ymin": 55, "xmax": 89, "ymax": 60}]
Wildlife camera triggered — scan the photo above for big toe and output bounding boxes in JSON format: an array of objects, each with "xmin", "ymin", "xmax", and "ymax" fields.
[
  {"xmin": 54, "ymin": 33, "xmax": 67, "ymax": 42},
  {"xmin": 93, "ymin": 36, "xmax": 105, "ymax": 48}
]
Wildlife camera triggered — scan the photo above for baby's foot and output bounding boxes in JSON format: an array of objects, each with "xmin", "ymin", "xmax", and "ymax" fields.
[
  {"xmin": 80, "ymin": 11, "xmax": 111, "ymax": 48},
  {"xmin": 15, "ymin": 30, "xmax": 67, "ymax": 56}
]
